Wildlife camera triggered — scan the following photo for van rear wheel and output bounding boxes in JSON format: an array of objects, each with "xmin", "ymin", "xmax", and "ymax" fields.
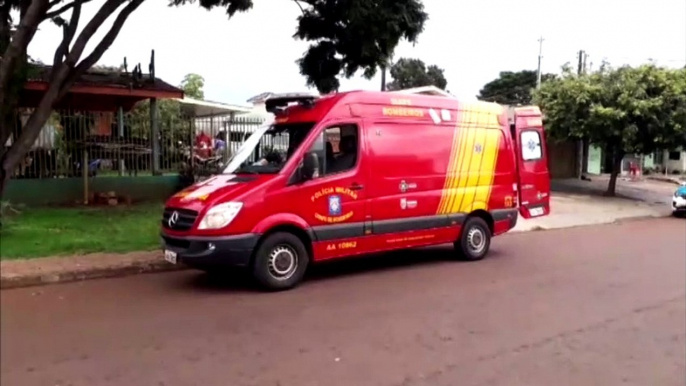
[
  {"xmin": 251, "ymin": 232, "xmax": 310, "ymax": 291},
  {"xmin": 455, "ymin": 217, "xmax": 491, "ymax": 261}
]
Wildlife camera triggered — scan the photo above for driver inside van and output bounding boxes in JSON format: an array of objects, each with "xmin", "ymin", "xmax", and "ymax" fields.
[
  {"xmin": 252, "ymin": 149, "xmax": 284, "ymax": 167},
  {"xmin": 329, "ymin": 135, "xmax": 357, "ymax": 174}
]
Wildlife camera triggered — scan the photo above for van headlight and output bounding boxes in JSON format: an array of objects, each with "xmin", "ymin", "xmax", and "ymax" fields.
[{"xmin": 197, "ymin": 202, "xmax": 243, "ymax": 230}]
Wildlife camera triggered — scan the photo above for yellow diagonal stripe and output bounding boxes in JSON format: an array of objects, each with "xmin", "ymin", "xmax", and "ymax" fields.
[
  {"xmin": 438, "ymin": 106, "xmax": 465, "ymax": 214},
  {"xmin": 450, "ymin": 123, "xmax": 478, "ymax": 213},
  {"xmin": 437, "ymin": 102, "xmax": 504, "ymax": 215},
  {"xmin": 440, "ymin": 103, "xmax": 469, "ymax": 214},
  {"xmin": 444, "ymin": 109, "xmax": 472, "ymax": 213},
  {"xmin": 474, "ymin": 129, "xmax": 501, "ymax": 209},
  {"xmin": 458, "ymin": 115, "xmax": 489, "ymax": 213}
]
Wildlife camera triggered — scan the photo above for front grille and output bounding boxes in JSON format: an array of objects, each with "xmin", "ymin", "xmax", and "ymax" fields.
[
  {"xmin": 162, "ymin": 235, "xmax": 191, "ymax": 249},
  {"xmin": 162, "ymin": 207, "xmax": 199, "ymax": 231}
]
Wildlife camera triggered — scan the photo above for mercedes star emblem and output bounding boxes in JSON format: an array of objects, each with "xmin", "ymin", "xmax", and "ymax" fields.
[{"xmin": 168, "ymin": 211, "xmax": 179, "ymax": 227}]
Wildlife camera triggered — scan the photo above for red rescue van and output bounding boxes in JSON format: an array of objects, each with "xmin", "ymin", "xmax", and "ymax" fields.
[{"xmin": 161, "ymin": 91, "xmax": 550, "ymax": 290}]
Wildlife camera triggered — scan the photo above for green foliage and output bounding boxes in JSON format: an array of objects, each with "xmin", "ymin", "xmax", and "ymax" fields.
[
  {"xmin": 477, "ymin": 70, "xmax": 556, "ymax": 105},
  {"xmin": 535, "ymin": 65, "xmax": 686, "ymax": 153},
  {"xmin": 293, "ymin": 0, "xmax": 428, "ymax": 93},
  {"xmin": 128, "ymin": 72, "xmax": 205, "ymax": 139},
  {"xmin": 169, "ymin": 0, "xmax": 253, "ymax": 17},
  {"xmin": 386, "ymin": 57, "xmax": 447, "ymax": 91},
  {"xmin": 533, "ymin": 64, "xmax": 686, "ymax": 194},
  {"xmin": 180, "ymin": 73, "xmax": 205, "ymax": 100},
  {"xmin": 168, "ymin": 0, "xmax": 428, "ymax": 93}
]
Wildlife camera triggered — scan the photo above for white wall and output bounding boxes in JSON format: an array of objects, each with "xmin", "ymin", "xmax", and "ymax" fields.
[{"xmin": 664, "ymin": 150, "xmax": 686, "ymax": 173}]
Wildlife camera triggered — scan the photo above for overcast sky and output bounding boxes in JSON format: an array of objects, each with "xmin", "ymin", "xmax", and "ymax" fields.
[{"xmin": 27, "ymin": 0, "xmax": 686, "ymax": 105}]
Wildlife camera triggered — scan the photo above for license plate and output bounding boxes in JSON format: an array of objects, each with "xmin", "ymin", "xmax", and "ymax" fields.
[
  {"xmin": 164, "ymin": 250, "xmax": 177, "ymax": 264},
  {"xmin": 529, "ymin": 207, "xmax": 545, "ymax": 217}
]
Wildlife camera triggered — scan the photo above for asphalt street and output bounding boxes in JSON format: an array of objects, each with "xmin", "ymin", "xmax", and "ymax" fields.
[{"xmin": 2, "ymin": 217, "xmax": 685, "ymax": 386}]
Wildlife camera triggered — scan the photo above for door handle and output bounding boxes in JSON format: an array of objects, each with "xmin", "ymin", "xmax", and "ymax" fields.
[{"xmin": 349, "ymin": 183, "xmax": 364, "ymax": 191}]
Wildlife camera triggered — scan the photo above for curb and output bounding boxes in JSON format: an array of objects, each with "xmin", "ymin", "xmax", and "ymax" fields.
[
  {"xmin": 647, "ymin": 176, "xmax": 684, "ymax": 185},
  {"xmin": 510, "ymin": 212, "xmax": 671, "ymax": 233},
  {"xmin": 0, "ymin": 260, "xmax": 186, "ymax": 290},
  {"xmin": 0, "ymin": 213, "xmax": 674, "ymax": 290}
]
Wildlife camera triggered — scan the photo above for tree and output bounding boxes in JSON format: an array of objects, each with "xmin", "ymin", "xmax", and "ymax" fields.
[
  {"xmin": 386, "ymin": 57, "xmax": 447, "ymax": 91},
  {"xmin": 534, "ymin": 64, "xmax": 686, "ymax": 196},
  {"xmin": 128, "ymin": 72, "xmax": 206, "ymax": 139},
  {"xmin": 0, "ymin": 0, "xmax": 428, "ymax": 198},
  {"xmin": 180, "ymin": 73, "xmax": 204, "ymax": 100},
  {"xmin": 477, "ymin": 70, "xmax": 556, "ymax": 106}
]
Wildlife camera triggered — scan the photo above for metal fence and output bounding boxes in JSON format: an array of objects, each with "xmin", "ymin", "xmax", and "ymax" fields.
[{"xmin": 6, "ymin": 107, "xmax": 268, "ymax": 180}]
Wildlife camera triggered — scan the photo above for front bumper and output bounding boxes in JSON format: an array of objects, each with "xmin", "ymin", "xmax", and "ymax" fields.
[
  {"xmin": 673, "ymin": 196, "xmax": 686, "ymax": 212},
  {"xmin": 161, "ymin": 233, "xmax": 259, "ymax": 268}
]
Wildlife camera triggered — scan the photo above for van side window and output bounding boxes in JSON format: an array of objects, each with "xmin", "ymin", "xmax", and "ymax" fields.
[
  {"xmin": 521, "ymin": 130, "xmax": 542, "ymax": 161},
  {"xmin": 307, "ymin": 124, "xmax": 359, "ymax": 177}
]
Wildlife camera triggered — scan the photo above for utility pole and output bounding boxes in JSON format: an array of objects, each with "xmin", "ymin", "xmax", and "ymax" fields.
[
  {"xmin": 536, "ymin": 36, "xmax": 544, "ymax": 88},
  {"xmin": 577, "ymin": 50, "xmax": 585, "ymax": 75},
  {"xmin": 577, "ymin": 50, "xmax": 586, "ymax": 179}
]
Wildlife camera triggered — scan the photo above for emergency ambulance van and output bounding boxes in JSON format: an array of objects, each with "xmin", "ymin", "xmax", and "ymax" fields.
[{"xmin": 161, "ymin": 91, "xmax": 551, "ymax": 290}]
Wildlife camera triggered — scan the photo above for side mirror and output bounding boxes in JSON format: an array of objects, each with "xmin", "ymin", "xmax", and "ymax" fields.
[{"xmin": 300, "ymin": 152, "xmax": 319, "ymax": 181}]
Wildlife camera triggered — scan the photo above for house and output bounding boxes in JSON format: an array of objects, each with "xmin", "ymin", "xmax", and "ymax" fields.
[
  {"xmin": 244, "ymin": 92, "xmax": 276, "ymax": 119},
  {"xmin": 644, "ymin": 150, "xmax": 686, "ymax": 174},
  {"xmin": 175, "ymin": 97, "xmax": 251, "ymax": 135},
  {"xmin": 582, "ymin": 147, "xmax": 686, "ymax": 177}
]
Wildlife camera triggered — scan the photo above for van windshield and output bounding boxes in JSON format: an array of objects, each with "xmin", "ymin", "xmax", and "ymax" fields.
[{"xmin": 223, "ymin": 119, "xmax": 316, "ymax": 175}]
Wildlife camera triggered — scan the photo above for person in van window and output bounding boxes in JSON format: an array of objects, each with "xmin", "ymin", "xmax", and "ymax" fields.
[
  {"xmin": 252, "ymin": 149, "xmax": 284, "ymax": 167},
  {"xmin": 325, "ymin": 141, "xmax": 335, "ymax": 170},
  {"xmin": 330, "ymin": 135, "xmax": 356, "ymax": 174}
]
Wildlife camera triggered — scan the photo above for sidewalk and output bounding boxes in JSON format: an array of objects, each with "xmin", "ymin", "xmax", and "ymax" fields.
[
  {"xmin": 513, "ymin": 193, "xmax": 670, "ymax": 232},
  {"xmin": 552, "ymin": 176, "xmax": 675, "ymax": 205},
  {"xmin": 0, "ymin": 252, "xmax": 182, "ymax": 289},
  {"xmin": 0, "ymin": 190, "xmax": 673, "ymax": 290}
]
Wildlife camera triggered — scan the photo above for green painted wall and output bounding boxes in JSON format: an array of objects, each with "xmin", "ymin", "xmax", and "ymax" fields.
[
  {"xmin": 587, "ymin": 145, "xmax": 602, "ymax": 175},
  {"xmin": 3, "ymin": 176, "xmax": 181, "ymax": 205},
  {"xmin": 643, "ymin": 154, "xmax": 655, "ymax": 168}
]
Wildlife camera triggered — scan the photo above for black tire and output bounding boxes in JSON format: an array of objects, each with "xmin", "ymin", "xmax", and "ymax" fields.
[
  {"xmin": 251, "ymin": 232, "xmax": 310, "ymax": 291},
  {"xmin": 454, "ymin": 217, "xmax": 491, "ymax": 261}
]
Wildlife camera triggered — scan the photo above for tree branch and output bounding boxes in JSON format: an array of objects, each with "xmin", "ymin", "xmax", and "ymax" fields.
[
  {"xmin": 3, "ymin": 0, "xmax": 142, "ymax": 172},
  {"xmin": 0, "ymin": 0, "xmax": 49, "ymax": 107},
  {"xmin": 44, "ymin": 0, "xmax": 92, "ymax": 20},
  {"xmin": 60, "ymin": 0, "xmax": 125, "ymax": 69},
  {"xmin": 59, "ymin": 0, "xmax": 144, "ymax": 99},
  {"xmin": 292, "ymin": 0, "xmax": 305, "ymax": 14},
  {"xmin": 52, "ymin": 2, "xmax": 81, "ymax": 70}
]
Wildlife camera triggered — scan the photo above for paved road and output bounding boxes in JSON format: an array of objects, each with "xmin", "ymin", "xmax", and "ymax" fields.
[{"xmin": 2, "ymin": 218, "xmax": 685, "ymax": 386}]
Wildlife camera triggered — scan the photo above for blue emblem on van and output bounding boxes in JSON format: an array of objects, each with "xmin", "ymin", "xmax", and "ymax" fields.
[
  {"xmin": 328, "ymin": 195, "xmax": 342, "ymax": 216},
  {"xmin": 527, "ymin": 139, "xmax": 537, "ymax": 151}
]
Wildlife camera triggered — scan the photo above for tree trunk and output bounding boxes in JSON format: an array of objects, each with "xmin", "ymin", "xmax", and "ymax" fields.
[
  {"xmin": 606, "ymin": 149, "xmax": 625, "ymax": 196},
  {"xmin": 0, "ymin": 162, "xmax": 8, "ymax": 198},
  {"xmin": 581, "ymin": 137, "xmax": 589, "ymax": 175},
  {"xmin": 0, "ymin": 151, "xmax": 9, "ymax": 229}
]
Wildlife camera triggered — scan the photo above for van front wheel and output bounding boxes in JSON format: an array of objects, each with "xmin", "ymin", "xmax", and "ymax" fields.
[
  {"xmin": 455, "ymin": 217, "xmax": 491, "ymax": 261},
  {"xmin": 252, "ymin": 232, "xmax": 310, "ymax": 291}
]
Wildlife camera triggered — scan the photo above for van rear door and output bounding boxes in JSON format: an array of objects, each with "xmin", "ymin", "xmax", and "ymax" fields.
[{"xmin": 512, "ymin": 107, "xmax": 550, "ymax": 218}]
